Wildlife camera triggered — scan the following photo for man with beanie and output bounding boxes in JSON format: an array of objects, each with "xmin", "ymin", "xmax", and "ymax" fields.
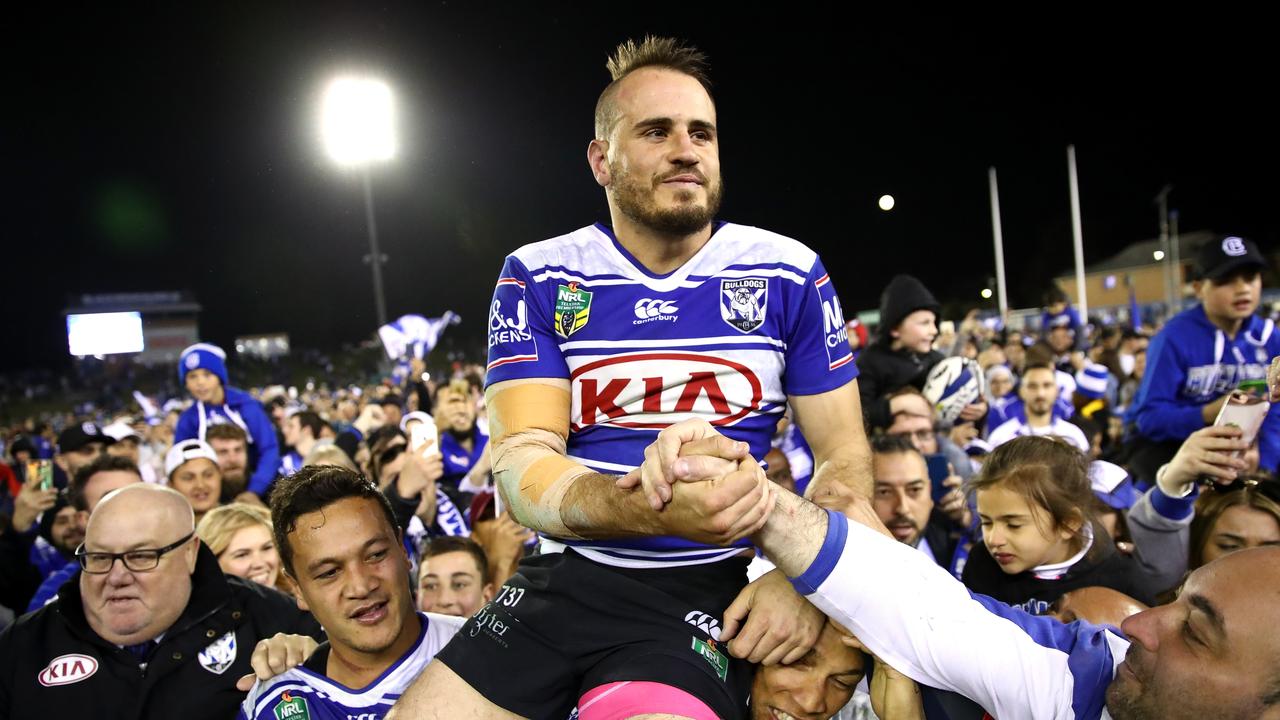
[
  {"xmin": 174, "ymin": 343, "xmax": 280, "ymax": 501},
  {"xmin": 856, "ymin": 274, "xmax": 946, "ymax": 430},
  {"xmin": 1073, "ymin": 362, "xmax": 1113, "ymax": 418},
  {"xmin": 1126, "ymin": 235, "xmax": 1280, "ymax": 482}
]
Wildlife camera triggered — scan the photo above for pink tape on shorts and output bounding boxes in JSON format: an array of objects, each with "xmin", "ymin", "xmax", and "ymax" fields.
[{"xmin": 577, "ymin": 681, "xmax": 720, "ymax": 720}]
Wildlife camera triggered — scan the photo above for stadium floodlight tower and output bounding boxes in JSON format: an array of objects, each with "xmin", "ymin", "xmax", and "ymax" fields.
[{"xmin": 320, "ymin": 74, "xmax": 397, "ymax": 328}]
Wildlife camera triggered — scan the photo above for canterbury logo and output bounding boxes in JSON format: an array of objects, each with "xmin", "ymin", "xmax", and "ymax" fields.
[
  {"xmin": 684, "ymin": 610, "xmax": 722, "ymax": 640},
  {"xmin": 634, "ymin": 298, "xmax": 679, "ymax": 320}
]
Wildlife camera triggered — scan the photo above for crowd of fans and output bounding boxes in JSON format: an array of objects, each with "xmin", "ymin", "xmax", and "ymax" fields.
[
  {"xmin": 2, "ymin": 232, "xmax": 1276, "ymax": 718},
  {"xmin": 4, "ymin": 34, "xmax": 1280, "ymax": 720}
]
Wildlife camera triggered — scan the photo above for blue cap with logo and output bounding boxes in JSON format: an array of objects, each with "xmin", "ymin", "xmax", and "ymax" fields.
[{"xmin": 1196, "ymin": 235, "xmax": 1266, "ymax": 282}]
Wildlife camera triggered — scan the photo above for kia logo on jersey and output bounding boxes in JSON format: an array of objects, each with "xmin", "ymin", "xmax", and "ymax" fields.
[
  {"xmin": 569, "ymin": 352, "xmax": 763, "ymax": 430},
  {"xmin": 38, "ymin": 653, "xmax": 99, "ymax": 687}
]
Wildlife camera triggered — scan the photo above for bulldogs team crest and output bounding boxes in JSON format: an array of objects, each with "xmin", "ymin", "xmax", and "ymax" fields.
[
  {"xmin": 720, "ymin": 278, "xmax": 768, "ymax": 333},
  {"xmin": 197, "ymin": 630, "xmax": 237, "ymax": 674},
  {"xmin": 554, "ymin": 282, "xmax": 593, "ymax": 339}
]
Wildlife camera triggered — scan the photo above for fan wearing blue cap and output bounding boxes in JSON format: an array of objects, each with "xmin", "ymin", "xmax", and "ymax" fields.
[{"xmin": 173, "ymin": 343, "xmax": 280, "ymax": 500}]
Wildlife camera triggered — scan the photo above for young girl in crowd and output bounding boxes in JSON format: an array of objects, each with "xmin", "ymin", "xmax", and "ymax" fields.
[{"xmin": 961, "ymin": 436, "xmax": 1160, "ymax": 614}]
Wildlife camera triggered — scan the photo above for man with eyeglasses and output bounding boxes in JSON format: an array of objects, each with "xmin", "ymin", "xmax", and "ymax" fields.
[
  {"xmin": 882, "ymin": 388, "xmax": 974, "ymax": 484},
  {"xmin": 0, "ymin": 484, "xmax": 321, "ymax": 719}
]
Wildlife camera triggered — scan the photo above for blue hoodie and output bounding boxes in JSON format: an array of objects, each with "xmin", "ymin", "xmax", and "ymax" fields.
[
  {"xmin": 1127, "ymin": 305, "xmax": 1280, "ymax": 470},
  {"xmin": 174, "ymin": 386, "xmax": 281, "ymax": 496}
]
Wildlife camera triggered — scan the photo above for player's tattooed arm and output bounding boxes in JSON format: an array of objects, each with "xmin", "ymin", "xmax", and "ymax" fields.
[{"xmin": 789, "ymin": 379, "xmax": 874, "ymax": 501}]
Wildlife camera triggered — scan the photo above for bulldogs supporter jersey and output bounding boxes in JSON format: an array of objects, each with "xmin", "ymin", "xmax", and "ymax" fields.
[
  {"xmin": 237, "ymin": 612, "xmax": 463, "ymax": 720},
  {"xmin": 486, "ymin": 222, "xmax": 858, "ymax": 567}
]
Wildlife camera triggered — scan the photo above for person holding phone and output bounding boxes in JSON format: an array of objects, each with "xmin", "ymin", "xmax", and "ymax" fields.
[
  {"xmin": 868, "ymin": 434, "xmax": 969, "ymax": 571},
  {"xmin": 1126, "ymin": 235, "xmax": 1280, "ymax": 483}
]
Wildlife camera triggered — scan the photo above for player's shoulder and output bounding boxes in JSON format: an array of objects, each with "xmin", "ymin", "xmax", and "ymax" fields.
[
  {"xmin": 507, "ymin": 224, "xmax": 616, "ymax": 275},
  {"xmin": 396, "ymin": 612, "xmax": 466, "ymax": 667},
  {"xmin": 239, "ymin": 669, "xmax": 316, "ymax": 720},
  {"xmin": 424, "ymin": 611, "xmax": 467, "ymax": 638},
  {"xmin": 710, "ymin": 222, "xmax": 819, "ymax": 273}
]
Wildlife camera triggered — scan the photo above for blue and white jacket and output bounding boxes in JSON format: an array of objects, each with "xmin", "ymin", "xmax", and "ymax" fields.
[
  {"xmin": 1127, "ymin": 305, "xmax": 1280, "ymax": 471},
  {"xmin": 175, "ymin": 386, "xmax": 281, "ymax": 496}
]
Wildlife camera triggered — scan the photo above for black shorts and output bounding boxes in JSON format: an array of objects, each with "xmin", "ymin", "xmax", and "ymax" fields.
[{"xmin": 436, "ymin": 549, "xmax": 753, "ymax": 719}]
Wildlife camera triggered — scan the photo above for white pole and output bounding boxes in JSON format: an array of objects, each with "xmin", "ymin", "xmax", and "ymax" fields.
[
  {"xmin": 1067, "ymin": 145, "xmax": 1088, "ymax": 319},
  {"xmin": 988, "ymin": 167, "xmax": 1008, "ymax": 318},
  {"xmin": 1169, "ymin": 209, "xmax": 1182, "ymax": 309},
  {"xmin": 1156, "ymin": 186, "xmax": 1172, "ymax": 313}
]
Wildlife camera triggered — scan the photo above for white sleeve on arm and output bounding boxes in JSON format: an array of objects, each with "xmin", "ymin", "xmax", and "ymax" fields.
[{"xmin": 788, "ymin": 510, "xmax": 1128, "ymax": 720}]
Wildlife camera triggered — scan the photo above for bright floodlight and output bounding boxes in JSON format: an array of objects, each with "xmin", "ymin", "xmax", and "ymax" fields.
[
  {"xmin": 981, "ymin": 288, "xmax": 993, "ymax": 299},
  {"xmin": 1153, "ymin": 250, "xmax": 1165, "ymax": 261},
  {"xmin": 321, "ymin": 76, "xmax": 397, "ymax": 166},
  {"xmin": 878, "ymin": 194, "xmax": 895, "ymax": 211}
]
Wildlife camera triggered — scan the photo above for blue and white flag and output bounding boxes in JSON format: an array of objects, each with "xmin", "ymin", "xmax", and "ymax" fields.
[{"xmin": 378, "ymin": 312, "xmax": 461, "ymax": 361}]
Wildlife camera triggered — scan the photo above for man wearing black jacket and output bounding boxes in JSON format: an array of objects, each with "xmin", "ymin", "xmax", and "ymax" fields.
[
  {"xmin": 0, "ymin": 484, "xmax": 321, "ymax": 719},
  {"xmin": 868, "ymin": 433, "xmax": 967, "ymax": 569}
]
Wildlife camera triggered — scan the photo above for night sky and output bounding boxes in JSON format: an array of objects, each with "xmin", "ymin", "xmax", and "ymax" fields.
[{"xmin": 6, "ymin": 7, "xmax": 1275, "ymax": 373}]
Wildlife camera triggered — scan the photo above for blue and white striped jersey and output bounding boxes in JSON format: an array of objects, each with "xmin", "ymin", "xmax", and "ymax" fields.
[
  {"xmin": 793, "ymin": 510, "xmax": 1129, "ymax": 720},
  {"xmin": 486, "ymin": 222, "xmax": 858, "ymax": 567},
  {"xmin": 237, "ymin": 612, "xmax": 464, "ymax": 720}
]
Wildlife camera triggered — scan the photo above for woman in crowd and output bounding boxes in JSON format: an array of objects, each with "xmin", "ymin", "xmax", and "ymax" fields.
[
  {"xmin": 962, "ymin": 436, "xmax": 1160, "ymax": 614},
  {"xmin": 1188, "ymin": 478, "xmax": 1280, "ymax": 570},
  {"xmin": 1125, "ymin": 424, "xmax": 1276, "ymax": 593},
  {"xmin": 195, "ymin": 502, "xmax": 291, "ymax": 596}
]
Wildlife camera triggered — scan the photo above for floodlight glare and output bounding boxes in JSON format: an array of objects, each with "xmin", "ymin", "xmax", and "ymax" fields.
[
  {"xmin": 1152, "ymin": 250, "xmax": 1165, "ymax": 261},
  {"xmin": 878, "ymin": 194, "xmax": 895, "ymax": 211},
  {"xmin": 321, "ymin": 76, "xmax": 397, "ymax": 166},
  {"xmin": 981, "ymin": 288, "xmax": 993, "ymax": 299}
]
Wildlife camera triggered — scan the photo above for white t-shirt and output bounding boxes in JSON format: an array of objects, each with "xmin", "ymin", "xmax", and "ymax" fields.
[{"xmin": 988, "ymin": 416, "xmax": 1090, "ymax": 453}]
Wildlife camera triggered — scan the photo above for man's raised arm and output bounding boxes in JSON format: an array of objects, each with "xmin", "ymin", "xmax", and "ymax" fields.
[{"xmin": 753, "ymin": 487, "xmax": 1123, "ymax": 720}]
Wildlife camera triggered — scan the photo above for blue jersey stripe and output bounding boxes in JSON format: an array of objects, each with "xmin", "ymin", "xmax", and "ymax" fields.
[
  {"xmin": 967, "ymin": 592, "xmax": 1120, "ymax": 719},
  {"xmin": 563, "ymin": 343, "xmax": 788, "ymax": 356}
]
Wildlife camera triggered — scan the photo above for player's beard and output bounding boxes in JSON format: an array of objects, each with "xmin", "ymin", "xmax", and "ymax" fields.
[{"xmin": 610, "ymin": 161, "xmax": 723, "ymax": 236}]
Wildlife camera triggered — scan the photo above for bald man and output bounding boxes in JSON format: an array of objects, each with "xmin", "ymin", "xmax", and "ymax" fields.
[{"xmin": 0, "ymin": 484, "xmax": 321, "ymax": 720}]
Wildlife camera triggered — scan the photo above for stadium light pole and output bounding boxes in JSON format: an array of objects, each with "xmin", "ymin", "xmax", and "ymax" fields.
[{"xmin": 320, "ymin": 75, "xmax": 397, "ymax": 328}]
